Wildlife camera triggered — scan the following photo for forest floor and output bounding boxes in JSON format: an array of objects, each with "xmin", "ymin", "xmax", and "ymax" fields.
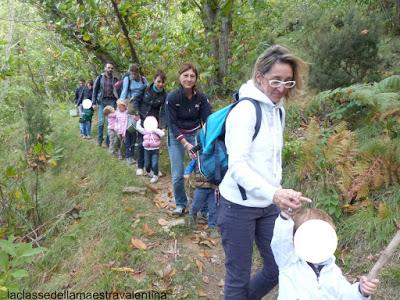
[
  {"xmin": 99, "ymin": 155, "xmax": 278, "ymax": 300},
  {"xmin": 23, "ymin": 110, "xmax": 398, "ymax": 299}
]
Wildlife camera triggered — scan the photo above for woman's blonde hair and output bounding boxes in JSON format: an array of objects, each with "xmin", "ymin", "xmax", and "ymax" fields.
[
  {"xmin": 292, "ymin": 208, "xmax": 335, "ymax": 233},
  {"xmin": 252, "ymin": 45, "xmax": 307, "ymax": 99}
]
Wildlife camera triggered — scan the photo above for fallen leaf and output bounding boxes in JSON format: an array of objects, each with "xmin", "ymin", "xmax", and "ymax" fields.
[
  {"xmin": 197, "ymin": 289, "xmax": 207, "ymax": 297},
  {"xmin": 378, "ymin": 201, "xmax": 389, "ymax": 219},
  {"xmin": 111, "ymin": 267, "xmax": 135, "ymax": 273},
  {"xmin": 183, "ymin": 264, "xmax": 191, "ymax": 271},
  {"xmin": 131, "ymin": 238, "xmax": 147, "ymax": 250},
  {"xmin": 162, "ymin": 264, "xmax": 176, "ymax": 279},
  {"xmin": 125, "ymin": 207, "xmax": 135, "ymax": 213},
  {"xmin": 202, "ymin": 275, "xmax": 209, "ymax": 284},
  {"xmin": 135, "ymin": 213, "xmax": 147, "ymax": 218},
  {"xmin": 218, "ymin": 279, "xmax": 225, "ymax": 287},
  {"xmin": 143, "ymin": 224, "xmax": 156, "ymax": 236},
  {"xmin": 199, "ymin": 249, "xmax": 211, "ymax": 258},
  {"xmin": 195, "ymin": 259, "xmax": 204, "ymax": 273},
  {"xmin": 199, "ymin": 240, "xmax": 214, "ymax": 248},
  {"xmin": 131, "ymin": 270, "xmax": 146, "ymax": 282},
  {"xmin": 158, "ymin": 218, "xmax": 169, "ymax": 226}
]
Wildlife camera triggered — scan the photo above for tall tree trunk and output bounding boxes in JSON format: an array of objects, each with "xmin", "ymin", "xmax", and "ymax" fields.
[
  {"xmin": 218, "ymin": 12, "xmax": 232, "ymax": 84},
  {"xmin": 202, "ymin": 2, "xmax": 219, "ymax": 86},
  {"xmin": 395, "ymin": 0, "xmax": 400, "ymax": 34},
  {"xmin": 110, "ymin": 0, "xmax": 140, "ymax": 64}
]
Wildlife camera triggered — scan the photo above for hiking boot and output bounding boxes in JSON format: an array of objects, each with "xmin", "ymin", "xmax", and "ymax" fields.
[
  {"xmin": 150, "ymin": 176, "xmax": 159, "ymax": 184},
  {"xmin": 197, "ymin": 213, "xmax": 208, "ymax": 224},
  {"xmin": 172, "ymin": 206, "xmax": 186, "ymax": 216},
  {"xmin": 136, "ymin": 168, "xmax": 144, "ymax": 176},
  {"xmin": 148, "ymin": 170, "xmax": 154, "ymax": 178},
  {"xmin": 188, "ymin": 215, "xmax": 197, "ymax": 230}
]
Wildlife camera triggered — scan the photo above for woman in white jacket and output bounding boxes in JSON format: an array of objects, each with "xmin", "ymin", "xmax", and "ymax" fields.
[{"xmin": 218, "ymin": 45, "xmax": 308, "ymax": 299}]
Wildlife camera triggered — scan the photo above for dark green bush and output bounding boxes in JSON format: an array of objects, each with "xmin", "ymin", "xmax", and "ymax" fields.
[{"xmin": 304, "ymin": 8, "xmax": 381, "ymax": 90}]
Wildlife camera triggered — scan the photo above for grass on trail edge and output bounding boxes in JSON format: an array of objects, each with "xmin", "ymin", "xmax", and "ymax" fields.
[{"xmin": 22, "ymin": 104, "xmax": 202, "ymax": 297}]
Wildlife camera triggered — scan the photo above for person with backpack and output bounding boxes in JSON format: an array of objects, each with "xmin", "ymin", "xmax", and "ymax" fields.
[
  {"xmin": 92, "ymin": 62, "xmax": 119, "ymax": 147},
  {"xmin": 135, "ymin": 70, "xmax": 167, "ymax": 175},
  {"xmin": 217, "ymin": 45, "xmax": 308, "ymax": 299},
  {"xmin": 120, "ymin": 63, "xmax": 148, "ymax": 167},
  {"xmin": 165, "ymin": 63, "xmax": 211, "ymax": 216}
]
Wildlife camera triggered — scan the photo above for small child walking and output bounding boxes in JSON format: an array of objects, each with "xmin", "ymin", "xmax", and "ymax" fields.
[
  {"xmin": 115, "ymin": 99, "xmax": 129, "ymax": 160},
  {"xmin": 135, "ymin": 116, "xmax": 164, "ymax": 183},
  {"xmin": 80, "ymin": 99, "xmax": 94, "ymax": 139},
  {"xmin": 271, "ymin": 207, "xmax": 379, "ymax": 300},
  {"xmin": 103, "ymin": 105, "xmax": 117, "ymax": 155},
  {"xmin": 184, "ymin": 159, "xmax": 217, "ymax": 237}
]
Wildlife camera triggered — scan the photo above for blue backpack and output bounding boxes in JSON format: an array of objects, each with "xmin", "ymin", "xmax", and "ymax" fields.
[{"xmin": 197, "ymin": 95, "xmax": 262, "ymax": 200}]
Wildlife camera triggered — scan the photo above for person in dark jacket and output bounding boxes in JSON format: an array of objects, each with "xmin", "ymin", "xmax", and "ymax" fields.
[
  {"xmin": 92, "ymin": 62, "xmax": 119, "ymax": 147},
  {"xmin": 75, "ymin": 78, "xmax": 86, "ymax": 108},
  {"xmin": 165, "ymin": 63, "xmax": 211, "ymax": 216},
  {"xmin": 84, "ymin": 80, "xmax": 94, "ymax": 100},
  {"xmin": 133, "ymin": 70, "xmax": 167, "ymax": 173}
]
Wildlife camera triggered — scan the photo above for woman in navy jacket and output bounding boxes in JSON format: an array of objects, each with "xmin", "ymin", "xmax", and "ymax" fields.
[{"xmin": 165, "ymin": 63, "xmax": 211, "ymax": 216}]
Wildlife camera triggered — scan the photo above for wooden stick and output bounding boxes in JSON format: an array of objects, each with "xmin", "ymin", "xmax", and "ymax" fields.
[{"xmin": 368, "ymin": 230, "xmax": 400, "ymax": 280}]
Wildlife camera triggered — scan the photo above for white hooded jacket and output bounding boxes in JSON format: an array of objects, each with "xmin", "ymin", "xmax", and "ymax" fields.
[
  {"xmin": 219, "ymin": 80, "xmax": 285, "ymax": 207},
  {"xmin": 271, "ymin": 216, "xmax": 370, "ymax": 300}
]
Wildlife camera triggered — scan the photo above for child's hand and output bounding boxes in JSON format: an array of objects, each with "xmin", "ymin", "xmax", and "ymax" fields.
[{"xmin": 359, "ymin": 276, "xmax": 379, "ymax": 297}]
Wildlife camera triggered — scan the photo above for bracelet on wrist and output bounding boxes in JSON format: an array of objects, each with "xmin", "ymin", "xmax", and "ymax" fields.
[{"xmin": 183, "ymin": 142, "xmax": 189, "ymax": 149}]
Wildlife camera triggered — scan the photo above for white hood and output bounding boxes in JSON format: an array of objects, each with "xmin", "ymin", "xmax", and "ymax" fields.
[{"xmin": 219, "ymin": 80, "xmax": 285, "ymax": 207}]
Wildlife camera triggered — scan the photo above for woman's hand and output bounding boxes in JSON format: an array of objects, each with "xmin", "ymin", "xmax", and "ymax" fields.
[
  {"xmin": 359, "ymin": 276, "xmax": 379, "ymax": 297},
  {"xmin": 273, "ymin": 189, "xmax": 312, "ymax": 214},
  {"xmin": 184, "ymin": 143, "xmax": 197, "ymax": 160}
]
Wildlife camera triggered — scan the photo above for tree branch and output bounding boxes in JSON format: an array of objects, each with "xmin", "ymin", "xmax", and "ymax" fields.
[
  {"xmin": 368, "ymin": 229, "xmax": 400, "ymax": 279},
  {"xmin": 110, "ymin": 0, "xmax": 140, "ymax": 64},
  {"xmin": 190, "ymin": 0, "xmax": 203, "ymax": 12}
]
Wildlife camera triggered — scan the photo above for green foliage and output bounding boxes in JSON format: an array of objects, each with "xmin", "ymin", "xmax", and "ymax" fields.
[
  {"xmin": 298, "ymin": 6, "xmax": 381, "ymax": 89},
  {"xmin": 377, "ymin": 75, "xmax": 400, "ymax": 92},
  {"xmin": 23, "ymin": 98, "xmax": 52, "ymax": 147},
  {"xmin": 0, "ymin": 238, "xmax": 46, "ymax": 295},
  {"xmin": 0, "ymin": 163, "xmax": 32, "ymax": 235}
]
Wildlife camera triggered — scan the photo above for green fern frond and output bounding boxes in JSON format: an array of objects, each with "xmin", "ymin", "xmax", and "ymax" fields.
[
  {"xmin": 333, "ymin": 121, "xmax": 348, "ymax": 133},
  {"xmin": 376, "ymin": 75, "xmax": 400, "ymax": 93}
]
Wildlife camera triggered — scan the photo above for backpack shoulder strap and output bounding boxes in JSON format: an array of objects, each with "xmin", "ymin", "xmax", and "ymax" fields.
[{"xmin": 237, "ymin": 97, "xmax": 262, "ymax": 141}]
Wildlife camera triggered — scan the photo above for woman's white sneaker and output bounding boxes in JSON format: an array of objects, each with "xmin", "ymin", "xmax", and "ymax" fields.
[{"xmin": 150, "ymin": 176, "xmax": 159, "ymax": 184}]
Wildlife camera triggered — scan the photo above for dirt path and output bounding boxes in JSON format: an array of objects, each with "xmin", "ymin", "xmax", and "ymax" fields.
[{"xmin": 143, "ymin": 173, "xmax": 278, "ymax": 300}]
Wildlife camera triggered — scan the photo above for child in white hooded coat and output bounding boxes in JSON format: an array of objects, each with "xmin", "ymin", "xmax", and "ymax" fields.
[{"xmin": 271, "ymin": 208, "xmax": 379, "ymax": 300}]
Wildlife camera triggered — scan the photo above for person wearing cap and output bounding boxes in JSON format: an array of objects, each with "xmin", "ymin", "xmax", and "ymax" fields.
[
  {"xmin": 80, "ymin": 99, "xmax": 94, "ymax": 139},
  {"xmin": 271, "ymin": 208, "xmax": 379, "ymax": 299}
]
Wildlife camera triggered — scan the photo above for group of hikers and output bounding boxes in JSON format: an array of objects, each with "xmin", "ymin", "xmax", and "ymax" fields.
[{"xmin": 74, "ymin": 45, "xmax": 380, "ymax": 299}]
